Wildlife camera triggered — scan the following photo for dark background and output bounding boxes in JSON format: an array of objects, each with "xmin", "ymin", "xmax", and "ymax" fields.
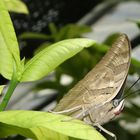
[{"xmin": 11, "ymin": 0, "xmax": 103, "ymax": 34}]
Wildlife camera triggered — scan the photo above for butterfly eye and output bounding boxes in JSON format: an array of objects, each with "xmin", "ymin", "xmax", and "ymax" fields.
[{"xmin": 113, "ymin": 99, "xmax": 119, "ymax": 107}]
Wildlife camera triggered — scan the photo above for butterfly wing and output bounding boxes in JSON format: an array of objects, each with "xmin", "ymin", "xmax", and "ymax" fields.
[{"xmin": 54, "ymin": 34, "xmax": 131, "ymax": 112}]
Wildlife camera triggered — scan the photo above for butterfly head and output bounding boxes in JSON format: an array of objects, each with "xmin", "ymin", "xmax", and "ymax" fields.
[{"xmin": 112, "ymin": 99, "xmax": 125, "ymax": 116}]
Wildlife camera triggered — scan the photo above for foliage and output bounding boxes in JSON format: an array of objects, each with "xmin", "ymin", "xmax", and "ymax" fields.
[
  {"xmin": 20, "ymin": 18, "xmax": 140, "ymax": 140},
  {"xmin": 19, "ymin": 23, "xmax": 92, "ymax": 41},
  {"xmin": 0, "ymin": 0, "xmax": 140, "ymax": 139},
  {"xmin": 0, "ymin": 0, "xmax": 96, "ymax": 82},
  {"xmin": 23, "ymin": 28, "xmax": 140, "ymax": 140},
  {"xmin": 0, "ymin": 110, "xmax": 105, "ymax": 140},
  {"xmin": 0, "ymin": 0, "xmax": 103, "ymax": 140}
]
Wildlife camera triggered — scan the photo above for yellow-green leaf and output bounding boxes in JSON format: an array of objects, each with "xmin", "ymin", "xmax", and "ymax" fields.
[
  {"xmin": 0, "ymin": 0, "xmax": 21, "ymax": 79},
  {"xmin": 20, "ymin": 39, "xmax": 96, "ymax": 82},
  {"xmin": 4, "ymin": 0, "xmax": 29, "ymax": 14},
  {"xmin": 0, "ymin": 110, "xmax": 105, "ymax": 140}
]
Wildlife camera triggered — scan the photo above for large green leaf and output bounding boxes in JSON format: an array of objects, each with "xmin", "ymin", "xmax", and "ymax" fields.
[
  {"xmin": 0, "ymin": 0, "xmax": 21, "ymax": 79},
  {"xmin": 4, "ymin": 0, "xmax": 29, "ymax": 14},
  {"xmin": 0, "ymin": 110, "xmax": 105, "ymax": 140},
  {"xmin": 20, "ymin": 39, "xmax": 96, "ymax": 82}
]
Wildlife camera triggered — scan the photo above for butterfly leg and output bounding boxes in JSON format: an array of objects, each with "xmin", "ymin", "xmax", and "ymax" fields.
[
  {"xmin": 94, "ymin": 123, "xmax": 117, "ymax": 140},
  {"xmin": 61, "ymin": 111, "xmax": 84, "ymax": 122},
  {"xmin": 61, "ymin": 106, "xmax": 88, "ymax": 122},
  {"xmin": 88, "ymin": 111, "xmax": 117, "ymax": 140}
]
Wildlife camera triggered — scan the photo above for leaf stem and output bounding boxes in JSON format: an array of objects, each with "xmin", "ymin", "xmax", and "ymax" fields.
[{"xmin": 0, "ymin": 72, "xmax": 19, "ymax": 111}]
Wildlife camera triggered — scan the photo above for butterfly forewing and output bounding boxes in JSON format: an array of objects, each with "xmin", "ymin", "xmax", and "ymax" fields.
[{"xmin": 54, "ymin": 34, "xmax": 131, "ymax": 123}]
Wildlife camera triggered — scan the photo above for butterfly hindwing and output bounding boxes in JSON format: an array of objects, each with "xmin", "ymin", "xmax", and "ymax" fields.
[{"xmin": 54, "ymin": 34, "xmax": 131, "ymax": 118}]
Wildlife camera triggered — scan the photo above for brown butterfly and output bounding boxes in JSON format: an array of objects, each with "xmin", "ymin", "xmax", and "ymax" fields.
[{"xmin": 52, "ymin": 34, "xmax": 131, "ymax": 140}]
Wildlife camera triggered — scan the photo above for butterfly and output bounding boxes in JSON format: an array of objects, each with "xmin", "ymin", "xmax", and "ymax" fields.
[{"xmin": 52, "ymin": 34, "xmax": 131, "ymax": 140}]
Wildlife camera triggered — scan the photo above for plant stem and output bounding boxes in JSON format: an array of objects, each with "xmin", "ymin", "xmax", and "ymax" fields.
[{"xmin": 0, "ymin": 73, "xmax": 19, "ymax": 111}]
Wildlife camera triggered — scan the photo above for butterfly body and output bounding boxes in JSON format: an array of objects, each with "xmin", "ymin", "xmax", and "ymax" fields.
[{"xmin": 54, "ymin": 34, "xmax": 131, "ymax": 131}]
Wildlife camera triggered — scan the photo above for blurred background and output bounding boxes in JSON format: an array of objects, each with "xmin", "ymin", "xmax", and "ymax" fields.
[{"xmin": 1, "ymin": 0, "xmax": 140, "ymax": 139}]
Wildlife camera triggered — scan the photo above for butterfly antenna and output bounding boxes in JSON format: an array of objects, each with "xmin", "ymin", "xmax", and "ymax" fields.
[
  {"xmin": 122, "ymin": 77, "xmax": 140, "ymax": 100},
  {"xmin": 125, "ymin": 77, "xmax": 140, "ymax": 93},
  {"xmin": 122, "ymin": 88, "xmax": 140, "ymax": 99}
]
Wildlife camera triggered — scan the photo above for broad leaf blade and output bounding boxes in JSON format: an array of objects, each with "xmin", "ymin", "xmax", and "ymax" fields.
[
  {"xmin": 0, "ymin": 122, "xmax": 36, "ymax": 139},
  {"xmin": 0, "ymin": 110, "xmax": 105, "ymax": 140},
  {"xmin": 0, "ymin": 0, "xmax": 20, "ymax": 79},
  {"xmin": 4, "ymin": 0, "xmax": 29, "ymax": 14},
  {"xmin": 0, "ymin": 123, "xmax": 68, "ymax": 140},
  {"xmin": 20, "ymin": 39, "xmax": 96, "ymax": 82}
]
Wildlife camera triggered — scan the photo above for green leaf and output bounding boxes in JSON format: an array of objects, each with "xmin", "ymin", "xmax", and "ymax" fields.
[
  {"xmin": 0, "ymin": 0, "xmax": 21, "ymax": 79},
  {"xmin": 19, "ymin": 32, "xmax": 51, "ymax": 40},
  {"xmin": 55, "ymin": 24, "xmax": 92, "ymax": 41},
  {"xmin": 49, "ymin": 23, "xmax": 58, "ymax": 36},
  {"xmin": 0, "ymin": 110, "xmax": 105, "ymax": 140},
  {"xmin": 20, "ymin": 39, "xmax": 96, "ymax": 82},
  {"xmin": 103, "ymin": 33, "xmax": 121, "ymax": 46},
  {"xmin": 4, "ymin": 0, "xmax": 29, "ymax": 14},
  {"xmin": 93, "ymin": 43, "xmax": 109, "ymax": 53}
]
